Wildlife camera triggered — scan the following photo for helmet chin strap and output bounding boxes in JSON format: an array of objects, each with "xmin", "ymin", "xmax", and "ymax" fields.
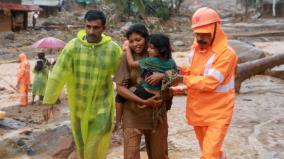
[
  {"xmin": 199, "ymin": 48, "xmax": 207, "ymax": 53},
  {"xmin": 210, "ymin": 22, "xmax": 217, "ymax": 46}
]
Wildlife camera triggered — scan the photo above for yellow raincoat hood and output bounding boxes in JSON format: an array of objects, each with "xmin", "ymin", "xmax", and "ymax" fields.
[{"xmin": 77, "ymin": 30, "xmax": 111, "ymax": 47}]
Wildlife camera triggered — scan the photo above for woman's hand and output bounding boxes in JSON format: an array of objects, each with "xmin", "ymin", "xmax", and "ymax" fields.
[
  {"xmin": 145, "ymin": 72, "xmax": 164, "ymax": 86},
  {"xmin": 122, "ymin": 79, "xmax": 129, "ymax": 87},
  {"xmin": 142, "ymin": 95, "xmax": 162, "ymax": 108}
]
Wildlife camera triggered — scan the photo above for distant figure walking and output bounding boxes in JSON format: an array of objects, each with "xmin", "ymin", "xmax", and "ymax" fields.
[
  {"xmin": 32, "ymin": 12, "xmax": 39, "ymax": 29},
  {"xmin": 31, "ymin": 60, "xmax": 48, "ymax": 105},
  {"xmin": 17, "ymin": 52, "xmax": 31, "ymax": 106}
]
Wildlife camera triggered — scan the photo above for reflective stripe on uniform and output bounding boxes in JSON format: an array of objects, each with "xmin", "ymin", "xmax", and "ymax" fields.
[
  {"xmin": 215, "ymin": 76, "xmax": 234, "ymax": 93},
  {"xmin": 203, "ymin": 54, "xmax": 215, "ymax": 74},
  {"xmin": 206, "ymin": 68, "xmax": 224, "ymax": 83},
  {"xmin": 203, "ymin": 52, "xmax": 234, "ymax": 93}
]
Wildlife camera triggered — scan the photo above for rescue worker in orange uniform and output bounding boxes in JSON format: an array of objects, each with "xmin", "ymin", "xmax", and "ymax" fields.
[
  {"xmin": 17, "ymin": 52, "xmax": 31, "ymax": 106},
  {"xmin": 172, "ymin": 7, "xmax": 238, "ymax": 159}
]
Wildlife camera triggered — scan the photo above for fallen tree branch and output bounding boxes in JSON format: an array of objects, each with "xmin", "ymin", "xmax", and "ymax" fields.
[
  {"xmin": 230, "ymin": 30, "xmax": 284, "ymax": 38},
  {"xmin": 264, "ymin": 69, "xmax": 284, "ymax": 80},
  {"xmin": 236, "ymin": 54, "xmax": 284, "ymax": 93}
]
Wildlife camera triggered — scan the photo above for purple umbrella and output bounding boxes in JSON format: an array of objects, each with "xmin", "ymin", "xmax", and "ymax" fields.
[{"xmin": 32, "ymin": 37, "xmax": 65, "ymax": 49}]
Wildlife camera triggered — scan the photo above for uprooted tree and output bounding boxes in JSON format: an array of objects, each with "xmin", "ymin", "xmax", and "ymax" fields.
[{"xmin": 236, "ymin": 53, "xmax": 284, "ymax": 93}]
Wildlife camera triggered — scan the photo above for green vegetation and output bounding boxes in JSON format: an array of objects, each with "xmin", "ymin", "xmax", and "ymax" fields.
[{"xmin": 106, "ymin": 0, "xmax": 184, "ymax": 20}]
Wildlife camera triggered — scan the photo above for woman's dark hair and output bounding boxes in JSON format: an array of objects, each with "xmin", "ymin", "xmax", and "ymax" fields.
[
  {"xmin": 84, "ymin": 10, "xmax": 106, "ymax": 26},
  {"xmin": 35, "ymin": 60, "xmax": 44, "ymax": 72},
  {"xmin": 126, "ymin": 23, "xmax": 149, "ymax": 40},
  {"xmin": 148, "ymin": 33, "xmax": 172, "ymax": 59},
  {"xmin": 37, "ymin": 52, "xmax": 45, "ymax": 60}
]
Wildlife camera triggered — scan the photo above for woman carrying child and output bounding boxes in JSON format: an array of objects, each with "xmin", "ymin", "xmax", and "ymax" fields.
[{"xmin": 114, "ymin": 23, "xmax": 176, "ymax": 159}]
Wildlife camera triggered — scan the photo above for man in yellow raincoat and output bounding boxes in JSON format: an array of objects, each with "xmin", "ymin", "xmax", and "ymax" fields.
[
  {"xmin": 173, "ymin": 7, "xmax": 238, "ymax": 159},
  {"xmin": 43, "ymin": 10, "xmax": 122, "ymax": 159},
  {"xmin": 17, "ymin": 52, "xmax": 30, "ymax": 106}
]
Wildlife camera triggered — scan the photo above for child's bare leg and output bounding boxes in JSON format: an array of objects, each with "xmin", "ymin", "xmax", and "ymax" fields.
[{"xmin": 113, "ymin": 103, "xmax": 123, "ymax": 132}]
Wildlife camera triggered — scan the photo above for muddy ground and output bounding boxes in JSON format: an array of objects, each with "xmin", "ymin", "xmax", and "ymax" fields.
[
  {"xmin": 1, "ymin": 0, "xmax": 284, "ymax": 159},
  {"xmin": 1, "ymin": 46, "xmax": 284, "ymax": 159}
]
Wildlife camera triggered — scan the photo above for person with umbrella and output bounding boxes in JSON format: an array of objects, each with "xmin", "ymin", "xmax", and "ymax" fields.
[
  {"xmin": 42, "ymin": 10, "xmax": 123, "ymax": 159},
  {"xmin": 32, "ymin": 36, "xmax": 66, "ymax": 69},
  {"xmin": 37, "ymin": 52, "xmax": 51, "ymax": 68},
  {"xmin": 32, "ymin": 37, "xmax": 66, "ymax": 49},
  {"xmin": 31, "ymin": 59, "xmax": 48, "ymax": 105}
]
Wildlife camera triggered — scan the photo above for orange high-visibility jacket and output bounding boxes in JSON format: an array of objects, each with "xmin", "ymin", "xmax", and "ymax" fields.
[
  {"xmin": 17, "ymin": 53, "xmax": 30, "ymax": 85},
  {"xmin": 180, "ymin": 23, "xmax": 238, "ymax": 126}
]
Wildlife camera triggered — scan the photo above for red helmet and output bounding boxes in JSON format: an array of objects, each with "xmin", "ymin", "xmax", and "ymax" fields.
[{"xmin": 191, "ymin": 7, "xmax": 221, "ymax": 29}]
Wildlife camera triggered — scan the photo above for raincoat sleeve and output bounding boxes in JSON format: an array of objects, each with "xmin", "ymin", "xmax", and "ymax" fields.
[
  {"xmin": 183, "ymin": 50, "xmax": 237, "ymax": 91},
  {"xmin": 179, "ymin": 66, "xmax": 191, "ymax": 75},
  {"xmin": 111, "ymin": 45, "xmax": 123, "ymax": 75},
  {"xmin": 43, "ymin": 40, "xmax": 75, "ymax": 104}
]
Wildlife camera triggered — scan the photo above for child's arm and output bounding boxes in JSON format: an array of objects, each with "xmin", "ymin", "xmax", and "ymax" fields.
[
  {"xmin": 123, "ymin": 41, "xmax": 140, "ymax": 68},
  {"xmin": 125, "ymin": 49, "xmax": 140, "ymax": 68}
]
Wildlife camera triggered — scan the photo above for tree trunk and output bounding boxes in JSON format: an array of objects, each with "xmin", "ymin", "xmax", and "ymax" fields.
[
  {"xmin": 264, "ymin": 69, "xmax": 284, "ymax": 80},
  {"xmin": 236, "ymin": 54, "xmax": 284, "ymax": 92}
]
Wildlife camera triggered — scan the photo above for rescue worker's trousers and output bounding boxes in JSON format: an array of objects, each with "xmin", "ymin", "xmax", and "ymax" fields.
[
  {"xmin": 19, "ymin": 84, "xmax": 28, "ymax": 106},
  {"xmin": 194, "ymin": 124, "xmax": 229, "ymax": 159},
  {"xmin": 123, "ymin": 115, "xmax": 168, "ymax": 159}
]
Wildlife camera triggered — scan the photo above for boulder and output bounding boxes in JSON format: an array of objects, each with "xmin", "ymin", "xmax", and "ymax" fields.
[
  {"xmin": 0, "ymin": 118, "xmax": 25, "ymax": 128},
  {"xmin": 173, "ymin": 40, "xmax": 185, "ymax": 47},
  {"xmin": 229, "ymin": 40, "xmax": 266, "ymax": 63},
  {"xmin": 0, "ymin": 122, "xmax": 73, "ymax": 158}
]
